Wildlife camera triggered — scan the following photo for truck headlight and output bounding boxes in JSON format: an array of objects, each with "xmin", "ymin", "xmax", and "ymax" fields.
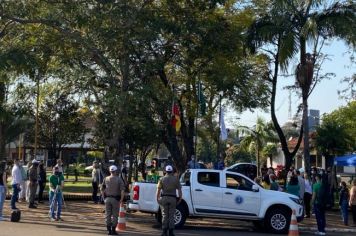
[{"xmin": 289, "ymin": 197, "xmax": 303, "ymax": 205}]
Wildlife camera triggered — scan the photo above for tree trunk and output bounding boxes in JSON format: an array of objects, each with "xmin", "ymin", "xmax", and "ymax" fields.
[
  {"xmin": 0, "ymin": 80, "xmax": 6, "ymax": 160},
  {"xmin": 270, "ymin": 35, "xmax": 303, "ymax": 172},
  {"xmin": 299, "ymin": 36, "xmax": 312, "ymax": 177},
  {"xmin": 302, "ymin": 97, "xmax": 310, "ymax": 176},
  {"xmin": 256, "ymin": 141, "xmax": 260, "ymax": 176},
  {"xmin": 163, "ymin": 125, "xmax": 184, "ymax": 175}
]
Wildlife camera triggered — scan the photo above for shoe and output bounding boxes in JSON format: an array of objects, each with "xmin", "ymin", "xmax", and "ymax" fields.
[
  {"xmin": 56, "ymin": 217, "xmax": 63, "ymax": 221},
  {"xmin": 50, "ymin": 218, "xmax": 56, "ymax": 222},
  {"xmin": 304, "ymin": 215, "xmax": 310, "ymax": 218},
  {"xmin": 38, "ymin": 201, "xmax": 44, "ymax": 203},
  {"xmin": 28, "ymin": 204, "xmax": 37, "ymax": 209},
  {"xmin": 111, "ymin": 226, "xmax": 118, "ymax": 235},
  {"xmin": 106, "ymin": 225, "xmax": 112, "ymax": 235},
  {"xmin": 11, "ymin": 207, "xmax": 18, "ymax": 210},
  {"xmin": 319, "ymin": 232, "xmax": 326, "ymax": 235}
]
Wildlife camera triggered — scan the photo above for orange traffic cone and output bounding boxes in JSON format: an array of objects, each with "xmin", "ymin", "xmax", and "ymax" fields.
[
  {"xmin": 288, "ymin": 209, "xmax": 299, "ymax": 236},
  {"xmin": 116, "ymin": 202, "xmax": 126, "ymax": 232}
]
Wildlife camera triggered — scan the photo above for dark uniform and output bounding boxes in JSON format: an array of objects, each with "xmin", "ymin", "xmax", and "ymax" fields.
[
  {"xmin": 101, "ymin": 166, "xmax": 125, "ymax": 236},
  {"xmin": 157, "ymin": 167, "xmax": 182, "ymax": 236},
  {"xmin": 28, "ymin": 161, "xmax": 39, "ymax": 208}
]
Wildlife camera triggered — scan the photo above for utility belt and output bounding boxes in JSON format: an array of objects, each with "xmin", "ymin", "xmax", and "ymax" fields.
[
  {"xmin": 161, "ymin": 194, "xmax": 177, "ymax": 198},
  {"xmin": 106, "ymin": 195, "xmax": 121, "ymax": 201}
]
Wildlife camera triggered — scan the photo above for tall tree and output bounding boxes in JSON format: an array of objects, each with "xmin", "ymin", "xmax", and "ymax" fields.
[{"xmin": 247, "ymin": 0, "xmax": 356, "ymax": 174}]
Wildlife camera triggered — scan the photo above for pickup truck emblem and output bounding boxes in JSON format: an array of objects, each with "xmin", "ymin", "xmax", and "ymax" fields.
[{"xmin": 235, "ymin": 195, "xmax": 243, "ymax": 204}]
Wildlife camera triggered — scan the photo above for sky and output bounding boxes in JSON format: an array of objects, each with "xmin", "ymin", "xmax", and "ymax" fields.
[{"xmin": 225, "ymin": 40, "xmax": 355, "ymax": 128}]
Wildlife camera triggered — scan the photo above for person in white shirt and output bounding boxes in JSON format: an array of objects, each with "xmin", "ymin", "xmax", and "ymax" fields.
[
  {"xmin": 11, "ymin": 159, "xmax": 22, "ymax": 210},
  {"xmin": 18, "ymin": 160, "xmax": 27, "ymax": 201},
  {"xmin": 304, "ymin": 173, "xmax": 313, "ymax": 218},
  {"xmin": 55, "ymin": 159, "xmax": 64, "ymax": 175}
]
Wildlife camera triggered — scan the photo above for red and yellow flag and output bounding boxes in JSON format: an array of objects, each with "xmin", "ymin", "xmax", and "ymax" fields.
[{"xmin": 171, "ymin": 103, "xmax": 181, "ymax": 132}]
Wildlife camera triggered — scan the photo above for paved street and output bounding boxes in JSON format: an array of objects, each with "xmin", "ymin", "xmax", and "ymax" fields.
[{"xmin": 1, "ymin": 200, "xmax": 355, "ymax": 236}]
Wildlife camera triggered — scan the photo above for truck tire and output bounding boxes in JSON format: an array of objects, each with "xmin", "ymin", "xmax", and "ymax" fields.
[
  {"xmin": 174, "ymin": 203, "xmax": 187, "ymax": 229},
  {"xmin": 156, "ymin": 203, "xmax": 187, "ymax": 229},
  {"xmin": 264, "ymin": 207, "xmax": 290, "ymax": 234}
]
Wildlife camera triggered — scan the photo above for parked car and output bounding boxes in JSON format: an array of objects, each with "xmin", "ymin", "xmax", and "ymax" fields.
[
  {"xmin": 225, "ymin": 163, "xmax": 257, "ymax": 180},
  {"xmin": 129, "ymin": 169, "xmax": 303, "ymax": 233}
]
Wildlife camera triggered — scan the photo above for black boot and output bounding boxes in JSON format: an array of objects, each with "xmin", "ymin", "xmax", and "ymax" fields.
[
  {"xmin": 169, "ymin": 229, "xmax": 175, "ymax": 236},
  {"xmin": 106, "ymin": 225, "xmax": 112, "ymax": 235},
  {"xmin": 161, "ymin": 228, "xmax": 168, "ymax": 236},
  {"xmin": 111, "ymin": 226, "xmax": 118, "ymax": 235}
]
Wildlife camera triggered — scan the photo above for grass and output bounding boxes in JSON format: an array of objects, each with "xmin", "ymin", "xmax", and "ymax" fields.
[
  {"xmin": 7, "ymin": 179, "xmax": 93, "ymax": 194},
  {"xmin": 63, "ymin": 181, "xmax": 92, "ymax": 194}
]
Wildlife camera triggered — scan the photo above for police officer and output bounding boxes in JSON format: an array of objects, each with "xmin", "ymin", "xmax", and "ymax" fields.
[
  {"xmin": 28, "ymin": 159, "xmax": 39, "ymax": 208},
  {"xmin": 101, "ymin": 165, "xmax": 125, "ymax": 235},
  {"xmin": 156, "ymin": 165, "xmax": 182, "ymax": 236}
]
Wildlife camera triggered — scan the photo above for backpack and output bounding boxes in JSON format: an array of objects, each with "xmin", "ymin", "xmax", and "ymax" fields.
[{"xmin": 11, "ymin": 209, "xmax": 21, "ymax": 222}]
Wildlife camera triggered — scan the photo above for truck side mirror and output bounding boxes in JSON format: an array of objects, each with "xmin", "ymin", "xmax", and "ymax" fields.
[
  {"xmin": 252, "ymin": 185, "xmax": 259, "ymax": 192},
  {"xmin": 185, "ymin": 180, "xmax": 190, "ymax": 186}
]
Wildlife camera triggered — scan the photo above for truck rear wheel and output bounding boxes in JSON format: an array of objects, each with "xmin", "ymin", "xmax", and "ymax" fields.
[
  {"xmin": 174, "ymin": 203, "xmax": 187, "ymax": 229},
  {"xmin": 264, "ymin": 207, "xmax": 290, "ymax": 234},
  {"xmin": 156, "ymin": 203, "xmax": 187, "ymax": 229}
]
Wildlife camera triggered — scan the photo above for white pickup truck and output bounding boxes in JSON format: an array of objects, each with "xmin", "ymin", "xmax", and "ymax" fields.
[{"xmin": 129, "ymin": 169, "xmax": 303, "ymax": 234}]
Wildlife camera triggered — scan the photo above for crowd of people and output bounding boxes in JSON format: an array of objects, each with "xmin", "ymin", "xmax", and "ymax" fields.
[
  {"xmin": 255, "ymin": 165, "xmax": 356, "ymax": 235},
  {"xmin": 1, "ymin": 157, "xmax": 356, "ymax": 236},
  {"xmin": 0, "ymin": 158, "xmax": 66, "ymax": 222}
]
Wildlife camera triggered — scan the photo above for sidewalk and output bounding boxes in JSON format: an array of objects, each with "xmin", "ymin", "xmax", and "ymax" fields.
[{"xmin": 299, "ymin": 209, "xmax": 356, "ymax": 233}]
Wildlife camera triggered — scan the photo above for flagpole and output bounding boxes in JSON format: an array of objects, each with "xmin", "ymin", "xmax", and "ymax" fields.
[
  {"xmin": 217, "ymin": 93, "xmax": 222, "ymax": 160},
  {"xmin": 194, "ymin": 81, "xmax": 201, "ymax": 157}
]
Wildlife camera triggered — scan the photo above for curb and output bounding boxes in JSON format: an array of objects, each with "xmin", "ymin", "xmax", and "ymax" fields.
[{"xmin": 299, "ymin": 226, "xmax": 356, "ymax": 233}]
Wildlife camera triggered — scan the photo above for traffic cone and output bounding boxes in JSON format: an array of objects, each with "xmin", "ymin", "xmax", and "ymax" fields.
[
  {"xmin": 116, "ymin": 202, "xmax": 126, "ymax": 232},
  {"xmin": 288, "ymin": 209, "xmax": 299, "ymax": 236}
]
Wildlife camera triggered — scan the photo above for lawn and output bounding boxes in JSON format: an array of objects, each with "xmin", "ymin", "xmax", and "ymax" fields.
[
  {"xmin": 63, "ymin": 181, "xmax": 92, "ymax": 194},
  {"xmin": 7, "ymin": 180, "xmax": 93, "ymax": 194}
]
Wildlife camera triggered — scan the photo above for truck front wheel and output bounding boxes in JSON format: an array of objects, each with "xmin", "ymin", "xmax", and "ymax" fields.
[{"xmin": 264, "ymin": 207, "xmax": 291, "ymax": 234}]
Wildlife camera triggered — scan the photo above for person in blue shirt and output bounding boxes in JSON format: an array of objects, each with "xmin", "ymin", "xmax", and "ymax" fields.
[{"xmin": 187, "ymin": 156, "xmax": 200, "ymax": 169}]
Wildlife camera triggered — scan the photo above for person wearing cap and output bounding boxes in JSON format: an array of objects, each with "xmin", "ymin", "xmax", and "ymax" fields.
[
  {"xmin": 49, "ymin": 166, "xmax": 65, "ymax": 221},
  {"xmin": 28, "ymin": 159, "xmax": 39, "ymax": 208},
  {"xmin": 156, "ymin": 165, "xmax": 182, "ymax": 236},
  {"xmin": 100, "ymin": 165, "xmax": 125, "ymax": 235}
]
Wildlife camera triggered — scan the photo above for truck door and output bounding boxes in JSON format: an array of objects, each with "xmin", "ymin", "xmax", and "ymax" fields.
[
  {"xmin": 221, "ymin": 173, "xmax": 260, "ymax": 217},
  {"xmin": 191, "ymin": 171, "xmax": 223, "ymax": 214}
]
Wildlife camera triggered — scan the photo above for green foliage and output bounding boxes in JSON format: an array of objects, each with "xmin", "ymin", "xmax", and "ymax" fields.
[
  {"xmin": 196, "ymin": 137, "xmax": 217, "ymax": 163},
  {"xmin": 0, "ymin": 0, "xmax": 272, "ymax": 170},
  {"xmin": 315, "ymin": 119, "xmax": 353, "ymax": 156},
  {"xmin": 316, "ymin": 101, "xmax": 356, "ymax": 154},
  {"xmin": 225, "ymin": 144, "xmax": 254, "ymax": 166}
]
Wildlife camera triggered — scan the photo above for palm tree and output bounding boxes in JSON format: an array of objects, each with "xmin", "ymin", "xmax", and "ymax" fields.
[
  {"xmin": 248, "ymin": 0, "xmax": 355, "ymax": 174},
  {"xmin": 239, "ymin": 117, "xmax": 278, "ymax": 176}
]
